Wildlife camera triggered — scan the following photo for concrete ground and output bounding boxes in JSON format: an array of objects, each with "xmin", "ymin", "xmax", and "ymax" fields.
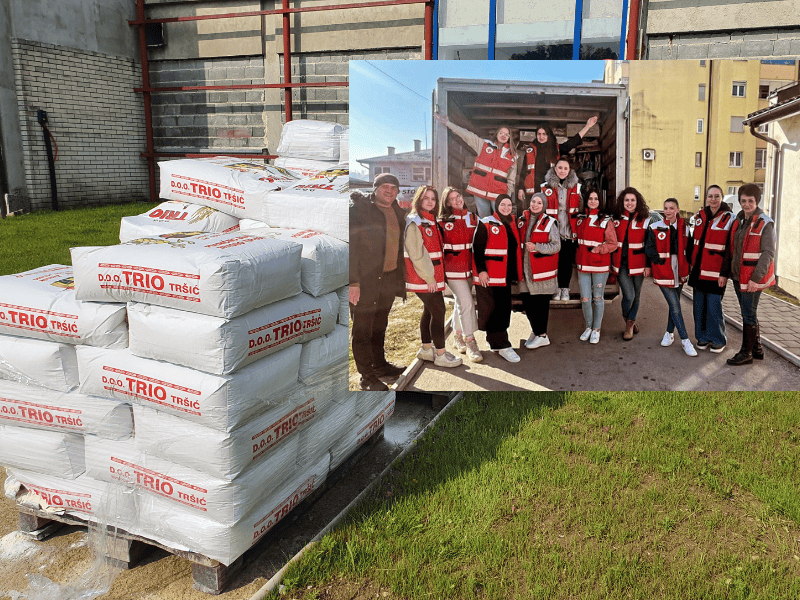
[{"xmin": 406, "ymin": 280, "xmax": 800, "ymax": 392}]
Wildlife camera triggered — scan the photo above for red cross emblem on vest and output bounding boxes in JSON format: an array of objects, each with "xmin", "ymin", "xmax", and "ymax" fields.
[
  {"xmin": 444, "ymin": 222, "xmax": 454, "ymax": 230},
  {"xmin": 491, "ymin": 226, "xmax": 500, "ymax": 234},
  {"xmin": 545, "ymin": 189, "xmax": 553, "ymax": 196},
  {"xmin": 485, "ymin": 147, "xmax": 494, "ymax": 154},
  {"xmin": 657, "ymin": 231, "xmax": 667, "ymax": 241},
  {"xmin": 696, "ymin": 217, "xmax": 703, "ymax": 227},
  {"xmin": 425, "ymin": 228, "xmax": 433, "ymax": 236}
]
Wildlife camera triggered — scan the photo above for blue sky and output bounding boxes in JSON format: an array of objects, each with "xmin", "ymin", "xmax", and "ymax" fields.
[{"xmin": 349, "ymin": 60, "xmax": 607, "ymax": 175}]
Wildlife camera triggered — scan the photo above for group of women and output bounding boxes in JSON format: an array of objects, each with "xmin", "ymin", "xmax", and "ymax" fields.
[{"xmin": 401, "ymin": 117, "xmax": 775, "ymax": 367}]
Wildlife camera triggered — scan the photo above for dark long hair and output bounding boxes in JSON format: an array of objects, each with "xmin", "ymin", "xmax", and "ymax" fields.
[
  {"xmin": 580, "ymin": 185, "xmax": 607, "ymax": 216},
  {"xmin": 532, "ymin": 124, "xmax": 558, "ymax": 164},
  {"xmin": 614, "ymin": 187, "xmax": 649, "ymax": 221},
  {"xmin": 410, "ymin": 185, "xmax": 439, "ymax": 217}
]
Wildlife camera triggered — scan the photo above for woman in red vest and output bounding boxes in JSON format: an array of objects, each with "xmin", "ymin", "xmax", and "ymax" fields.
[
  {"xmin": 611, "ymin": 187, "xmax": 652, "ymax": 340},
  {"xmin": 726, "ymin": 183, "xmax": 775, "ymax": 366},
  {"xmin": 404, "ymin": 186, "xmax": 462, "ymax": 368},
  {"xmin": 433, "ymin": 112, "xmax": 517, "ymax": 218},
  {"xmin": 518, "ymin": 192, "xmax": 560, "ymax": 350},
  {"xmin": 645, "ymin": 198, "xmax": 697, "ymax": 357},
  {"xmin": 689, "ymin": 185, "xmax": 733, "ymax": 354},
  {"xmin": 575, "ymin": 186, "xmax": 618, "ymax": 344},
  {"xmin": 472, "ymin": 194, "xmax": 523, "ymax": 363},
  {"xmin": 439, "ymin": 186, "xmax": 482, "ymax": 363}
]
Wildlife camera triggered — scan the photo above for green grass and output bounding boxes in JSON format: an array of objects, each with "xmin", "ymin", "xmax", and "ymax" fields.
[
  {"xmin": 280, "ymin": 392, "xmax": 800, "ymax": 600},
  {"xmin": 0, "ymin": 202, "xmax": 151, "ymax": 275}
]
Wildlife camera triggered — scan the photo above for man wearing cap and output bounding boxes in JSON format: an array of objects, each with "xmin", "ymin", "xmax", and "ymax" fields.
[{"xmin": 349, "ymin": 173, "xmax": 408, "ymax": 390}]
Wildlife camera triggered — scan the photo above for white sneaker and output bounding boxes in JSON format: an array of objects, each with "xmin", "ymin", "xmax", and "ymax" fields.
[
  {"xmin": 681, "ymin": 338, "xmax": 698, "ymax": 357},
  {"xmin": 560, "ymin": 288, "xmax": 571, "ymax": 301},
  {"xmin": 453, "ymin": 332, "xmax": 467, "ymax": 354},
  {"xmin": 552, "ymin": 290, "xmax": 560, "ymax": 301},
  {"xmin": 527, "ymin": 334, "xmax": 551, "ymax": 349},
  {"xmin": 434, "ymin": 350, "xmax": 462, "ymax": 368},
  {"xmin": 524, "ymin": 332, "xmax": 538, "ymax": 349},
  {"xmin": 416, "ymin": 345, "xmax": 435, "ymax": 361},
  {"xmin": 660, "ymin": 332, "xmax": 674, "ymax": 347},
  {"xmin": 497, "ymin": 347, "xmax": 521, "ymax": 363},
  {"xmin": 580, "ymin": 328, "xmax": 592, "ymax": 341},
  {"xmin": 465, "ymin": 338, "xmax": 483, "ymax": 362},
  {"xmin": 589, "ymin": 330, "xmax": 600, "ymax": 344}
]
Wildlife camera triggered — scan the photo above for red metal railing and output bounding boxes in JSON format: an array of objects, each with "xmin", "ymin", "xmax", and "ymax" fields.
[{"xmin": 130, "ymin": 0, "xmax": 434, "ymax": 201}]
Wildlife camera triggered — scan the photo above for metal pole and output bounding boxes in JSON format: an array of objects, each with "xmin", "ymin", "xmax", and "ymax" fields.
[
  {"xmin": 432, "ymin": 0, "xmax": 438, "ymax": 59},
  {"xmin": 626, "ymin": 0, "xmax": 642, "ymax": 59},
  {"xmin": 620, "ymin": 0, "xmax": 629, "ymax": 60},
  {"xmin": 572, "ymin": 0, "xmax": 583, "ymax": 60},
  {"xmin": 488, "ymin": 0, "xmax": 496, "ymax": 60},
  {"xmin": 282, "ymin": 0, "xmax": 293, "ymax": 122},
  {"xmin": 424, "ymin": 0, "xmax": 433, "ymax": 59},
  {"xmin": 136, "ymin": 0, "xmax": 156, "ymax": 201}
]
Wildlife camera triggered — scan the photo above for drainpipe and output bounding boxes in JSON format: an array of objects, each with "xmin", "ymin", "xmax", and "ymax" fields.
[
  {"xmin": 432, "ymin": 0, "xmax": 438, "ymax": 60},
  {"xmin": 488, "ymin": 0, "xmax": 496, "ymax": 60},
  {"xmin": 620, "ymin": 0, "xmax": 629, "ymax": 60},
  {"xmin": 573, "ymin": 0, "xmax": 583, "ymax": 60},
  {"xmin": 626, "ymin": 0, "xmax": 642, "ymax": 59},
  {"xmin": 749, "ymin": 123, "xmax": 783, "ymax": 276}
]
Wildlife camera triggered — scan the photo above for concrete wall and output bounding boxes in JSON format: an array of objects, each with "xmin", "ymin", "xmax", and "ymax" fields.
[
  {"xmin": 0, "ymin": 1, "xmax": 26, "ymax": 203},
  {"xmin": 646, "ymin": 0, "xmax": 800, "ymax": 35},
  {"xmin": 648, "ymin": 30, "xmax": 800, "ymax": 60}
]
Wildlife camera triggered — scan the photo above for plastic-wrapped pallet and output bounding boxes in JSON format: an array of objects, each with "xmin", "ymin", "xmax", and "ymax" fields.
[
  {"xmin": 276, "ymin": 119, "xmax": 344, "ymax": 161},
  {"xmin": 261, "ymin": 168, "xmax": 349, "ymax": 242},
  {"xmin": 330, "ymin": 392, "xmax": 395, "ymax": 471},
  {"xmin": 336, "ymin": 286, "xmax": 349, "ymax": 325},
  {"xmin": 238, "ymin": 220, "xmax": 348, "ymax": 297},
  {"xmin": 298, "ymin": 325, "xmax": 347, "ymax": 384},
  {"xmin": 127, "ymin": 291, "xmax": 339, "ymax": 375},
  {"xmin": 119, "ymin": 201, "xmax": 240, "ymax": 243},
  {"xmin": 0, "ymin": 265, "xmax": 128, "ymax": 348},
  {"xmin": 297, "ymin": 391, "xmax": 355, "ymax": 469},
  {"xmin": 134, "ymin": 452, "xmax": 329, "ymax": 566},
  {"xmin": 339, "ymin": 127, "xmax": 348, "ymax": 164},
  {"xmin": 158, "ymin": 157, "xmax": 299, "ymax": 220},
  {"xmin": 273, "ymin": 157, "xmax": 339, "ymax": 179},
  {"xmin": 0, "ymin": 334, "xmax": 79, "ymax": 392},
  {"xmin": 0, "ymin": 380, "xmax": 133, "ymax": 439},
  {"xmin": 0, "ymin": 426, "xmax": 85, "ymax": 478},
  {"xmin": 72, "ymin": 232, "xmax": 302, "ymax": 319},
  {"xmin": 77, "ymin": 345, "xmax": 301, "ymax": 432},
  {"xmin": 85, "ymin": 435, "xmax": 298, "ymax": 524}
]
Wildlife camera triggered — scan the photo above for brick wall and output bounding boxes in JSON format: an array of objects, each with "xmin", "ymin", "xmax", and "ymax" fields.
[
  {"xmin": 648, "ymin": 29, "xmax": 800, "ymax": 60},
  {"xmin": 10, "ymin": 39, "xmax": 148, "ymax": 211}
]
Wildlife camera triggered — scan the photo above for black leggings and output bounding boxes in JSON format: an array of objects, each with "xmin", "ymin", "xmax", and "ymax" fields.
[
  {"xmin": 416, "ymin": 291, "xmax": 446, "ymax": 348},
  {"xmin": 522, "ymin": 293, "xmax": 551, "ymax": 336},
  {"xmin": 557, "ymin": 238, "xmax": 577, "ymax": 288}
]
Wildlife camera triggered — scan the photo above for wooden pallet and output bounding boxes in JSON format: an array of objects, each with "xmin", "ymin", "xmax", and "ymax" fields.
[{"xmin": 15, "ymin": 425, "xmax": 385, "ymax": 595}]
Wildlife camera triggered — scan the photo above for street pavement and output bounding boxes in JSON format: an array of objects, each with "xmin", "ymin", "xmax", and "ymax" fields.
[{"xmin": 405, "ymin": 280, "xmax": 800, "ymax": 392}]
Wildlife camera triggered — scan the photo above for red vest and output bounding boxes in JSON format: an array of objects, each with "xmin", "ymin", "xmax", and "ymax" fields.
[
  {"xmin": 518, "ymin": 210, "xmax": 559, "ymax": 281},
  {"xmin": 404, "ymin": 211, "xmax": 446, "ymax": 292},
  {"xmin": 731, "ymin": 212, "xmax": 775, "ymax": 291},
  {"xmin": 691, "ymin": 209, "xmax": 733, "ymax": 282},
  {"xmin": 473, "ymin": 213, "xmax": 523, "ymax": 287},
  {"xmin": 649, "ymin": 219, "xmax": 690, "ymax": 287},
  {"xmin": 541, "ymin": 184, "xmax": 581, "ymax": 238},
  {"xmin": 575, "ymin": 211, "xmax": 613, "ymax": 273},
  {"xmin": 440, "ymin": 209, "xmax": 478, "ymax": 280},
  {"xmin": 611, "ymin": 212, "xmax": 651, "ymax": 275},
  {"xmin": 465, "ymin": 140, "xmax": 515, "ymax": 201}
]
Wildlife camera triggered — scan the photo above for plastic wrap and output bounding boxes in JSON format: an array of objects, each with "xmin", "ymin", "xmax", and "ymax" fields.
[
  {"xmin": 276, "ymin": 119, "xmax": 344, "ymax": 161},
  {"xmin": 273, "ymin": 157, "xmax": 339, "ymax": 178},
  {"xmin": 298, "ymin": 325, "xmax": 347, "ymax": 384},
  {"xmin": 0, "ymin": 380, "xmax": 133, "ymax": 439},
  {"xmin": 330, "ymin": 394, "xmax": 395, "ymax": 471},
  {"xmin": 133, "ymin": 452, "xmax": 329, "ymax": 565},
  {"xmin": 0, "ymin": 334, "xmax": 79, "ymax": 392},
  {"xmin": 0, "ymin": 426, "xmax": 85, "ymax": 478},
  {"xmin": 119, "ymin": 201, "xmax": 240, "ymax": 243},
  {"xmin": 261, "ymin": 168, "xmax": 349, "ymax": 242},
  {"xmin": 336, "ymin": 285, "xmax": 349, "ymax": 325},
  {"xmin": 297, "ymin": 391, "xmax": 355, "ymax": 469},
  {"xmin": 339, "ymin": 127, "xmax": 349, "ymax": 164},
  {"xmin": 84, "ymin": 435, "xmax": 298, "ymax": 524},
  {"xmin": 237, "ymin": 221, "xmax": 348, "ymax": 297},
  {"xmin": 0, "ymin": 265, "xmax": 128, "ymax": 348},
  {"xmin": 71, "ymin": 232, "xmax": 302, "ymax": 319},
  {"xmin": 158, "ymin": 157, "xmax": 299, "ymax": 220},
  {"xmin": 356, "ymin": 390, "xmax": 396, "ymax": 418},
  {"xmin": 76, "ymin": 345, "xmax": 301, "ymax": 432},
  {"xmin": 127, "ymin": 291, "xmax": 338, "ymax": 375}
]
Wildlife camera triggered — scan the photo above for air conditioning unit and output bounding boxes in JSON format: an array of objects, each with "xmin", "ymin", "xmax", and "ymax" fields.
[{"xmin": 642, "ymin": 149, "xmax": 656, "ymax": 161}]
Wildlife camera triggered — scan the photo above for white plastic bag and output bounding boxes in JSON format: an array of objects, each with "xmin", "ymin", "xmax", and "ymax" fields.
[
  {"xmin": 0, "ymin": 334, "xmax": 79, "ymax": 392},
  {"xmin": 276, "ymin": 119, "xmax": 344, "ymax": 161},
  {"xmin": 273, "ymin": 157, "xmax": 339, "ymax": 178},
  {"xmin": 5, "ymin": 468, "xmax": 114, "ymax": 521},
  {"xmin": 119, "ymin": 201, "xmax": 240, "ymax": 243},
  {"xmin": 0, "ymin": 426, "xmax": 85, "ymax": 478},
  {"xmin": 330, "ymin": 394, "xmax": 395, "ymax": 470},
  {"xmin": 336, "ymin": 286, "xmax": 349, "ymax": 325},
  {"xmin": 298, "ymin": 325, "xmax": 347, "ymax": 384}
]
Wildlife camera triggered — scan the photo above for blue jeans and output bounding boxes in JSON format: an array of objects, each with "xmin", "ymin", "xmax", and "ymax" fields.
[
  {"xmin": 692, "ymin": 290, "xmax": 726, "ymax": 346},
  {"xmin": 618, "ymin": 268, "xmax": 644, "ymax": 321},
  {"xmin": 578, "ymin": 270, "xmax": 609, "ymax": 330},
  {"xmin": 659, "ymin": 285, "xmax": 689, "ymax": 340},
  {"xmin": 733, "ymin": 282, "xmax": 762, "ymax": 326}
]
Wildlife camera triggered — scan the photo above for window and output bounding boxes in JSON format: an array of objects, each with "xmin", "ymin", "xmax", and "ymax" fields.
[
  {"xmin": 731, "ymin": 116, "xmax": 745, "ymax": 133},
  {"xmin": 732, "ymin": 81, "xmax": 746, "ymax": 97},
  {"xmin": 729, "ymin": 152, "xmax": 743, "ymax": 167},
  {"xmin": 728, "ymin": 186, "xmax": 739, "ymax": 195},
  {"xmin": 699, "ymin": 60, "xmax": 706, "ymax": 67},
  {"xmin": 695, "ymin": 152, "xmax": 702, "ymax": 167},
  {"xmin": 697, "ymin": 119, "xmax": 704, "ymax": 134},
  {"xmin": 755, "ymin": 148, "xmax": 767, "ymax": 169},
  {"xmin": 757, "ymin": 123, "xmax": 769, "ymax": 133},
  {"xmin": 375, "ymin": 166, "xmax": 391, "ymax": 177},
  {"xmin": 411, "ymin": 167, "xmax": 432, "ymax": 182},
  {"xmin": 698, "ymin": 84, "xmax": 706, "ymax": 101},
  {"xmin": 759, "ymin": 84, "xmax": 770, "ymax": 99}
]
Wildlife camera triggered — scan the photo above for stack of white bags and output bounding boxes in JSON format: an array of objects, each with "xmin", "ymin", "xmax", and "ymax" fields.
[
  {"xmin": 273, "ymin": 119, "xmax": 348, "ymax": 178},
  {"xmin": 1, "ymin": 119, "xmax": 395, "ymax": 568}
]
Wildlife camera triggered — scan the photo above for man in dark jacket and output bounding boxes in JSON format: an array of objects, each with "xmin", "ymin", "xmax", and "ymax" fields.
[{"xmin": 350, "ymin": 173, "xmax": 407, "ymax": 390}]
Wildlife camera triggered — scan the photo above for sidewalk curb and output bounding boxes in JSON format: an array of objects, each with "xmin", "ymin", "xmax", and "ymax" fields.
[{"xmin": 681, "ymin": 288, "xmax": 800, "ymax": 368}]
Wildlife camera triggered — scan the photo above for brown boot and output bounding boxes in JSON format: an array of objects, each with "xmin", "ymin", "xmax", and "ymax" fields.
[
  {"xmin": 623, "ymin": 318, "xmax": 635, "ymax": 340},
  {"xmin": 752, "ymin": 321, "xmax": 764, "ymax": 360},
  {"xmin": 727, "ymin": 324, "xmax": 757, "ymax": 366}
]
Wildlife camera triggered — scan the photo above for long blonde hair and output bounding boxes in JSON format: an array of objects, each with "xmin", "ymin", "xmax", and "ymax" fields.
[{"xmin": 494, "ymin": 123, "xmax": 518, "ymax": 154}]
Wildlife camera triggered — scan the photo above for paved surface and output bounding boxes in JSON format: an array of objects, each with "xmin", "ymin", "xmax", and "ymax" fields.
[{"xmin": 405, "ymin": 280, "xmax": 800, "ymax": 392}]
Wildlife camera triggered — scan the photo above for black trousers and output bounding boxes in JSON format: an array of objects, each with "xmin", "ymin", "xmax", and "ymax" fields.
[
  {"xmin": 557, "ymin": 238, "xmax": 577, "ymax": 288},
  {"xmin": 522, "ymin": 293, "xmax": 551, "ymax": 336},
  {"xmin": 415, "ymin": 291, "xmax": 446, "ymax": 348},
  {"xmin": 350, "ymin": 269, "xmax": 400, "ymax": 376},
  {"xmin": 476, "ymin": 284, "xmax": 512, "ymax": 350}
]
